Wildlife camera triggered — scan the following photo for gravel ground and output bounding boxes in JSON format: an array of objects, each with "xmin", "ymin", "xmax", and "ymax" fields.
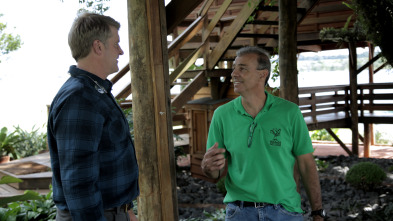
[{"xmin": 176, "ymin": 155, "xmax": 393, "ymax": 221}]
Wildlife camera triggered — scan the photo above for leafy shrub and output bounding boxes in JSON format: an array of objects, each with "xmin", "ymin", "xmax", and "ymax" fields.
[
  {"xmin": 315, "ymin": 158, "xmax": 329, "ymax": 172},
  {"xmin": 0, "ymin": 176, "xmax": 56, "ymax": 221},
  {"xmin": 345, "ymin": 162, "xmax": 386, "ymax": 191},
  {"xmin": 0, "ymin": 190, "xmax": 56, "ymax": 221},
  {"xmin": 0, "ymin": 126, "xmax": 20, "ymax": 159},
  {"xmin": 310, "ymin": 129, "xmax": 338, "ymax": 141},
  {"xmin": 375, "ymin": 130, "xmax": 391, "ymax": 145},
  {"xmin": 13, "ymin": 125, "xmax": 47, "ymax": 159}
]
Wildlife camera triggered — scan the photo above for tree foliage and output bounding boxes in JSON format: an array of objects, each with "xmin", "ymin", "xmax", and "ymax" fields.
[
  {"xmin": 60, "ymin": 0, "xmax": 110, "ymax": 14},
  {"xmin": 78, "ymin": 0, "xmax": 110, "ymax": 14},
  {"xmin": 0, "ymin": 14, "xmax": 22, "ymax": 62},
  {"xmin": 320, "ymin": 1, "xmax": 393, "ymax": 67},
  {"xmin": 350, "ymin": 0, "xmax": 393, "ymax": 66}
]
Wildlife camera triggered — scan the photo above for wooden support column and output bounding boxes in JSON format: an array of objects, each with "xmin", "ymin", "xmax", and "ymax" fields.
[
  {"xmin": 364, "ymin": 123, "xmax": 371, "ymax": 157},
  {"xmin": 128, "ymin": 0, "xmax": 178, "ymax": 220},
  {"xmin": 368, "ymin": 43, "xmax": 375, "ymax": 145},
  {"xmin": 348, "ymin": 42, "xmax": 359, "ymax": 156},
  {"xmin": 279, "ymin": 0, "xmax": 299, "ymax": 104}
]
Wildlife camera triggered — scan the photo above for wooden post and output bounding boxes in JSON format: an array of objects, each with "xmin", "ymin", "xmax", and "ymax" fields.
[
  {"xmin": 279, "ymin": 0, "xmax": 299, "ymax": 104},
  {"xmin": 128, "ymin": 0, "xmax": 178, "ymax": 220},
  {"xmin": 364, "ymin": 123, "xmax": 371, "ymax": 157},
  {"xmin": 368, "ymin": 43, "xmax": 375, "ymax": 145},
  {"xmin": 348, "ymin": 42, "xmax": 359, "ymax": 156}
]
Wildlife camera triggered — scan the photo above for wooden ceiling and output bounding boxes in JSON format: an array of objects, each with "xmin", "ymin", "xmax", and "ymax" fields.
[{"xmin": 168, "ymin": 0, "xmax": 368, "ymax": 59}]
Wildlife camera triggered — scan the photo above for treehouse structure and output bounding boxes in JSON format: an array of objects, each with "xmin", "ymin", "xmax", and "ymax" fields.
[{"xmin": 120, "ymin": 0, "xmax": 393, "ymax": 220}]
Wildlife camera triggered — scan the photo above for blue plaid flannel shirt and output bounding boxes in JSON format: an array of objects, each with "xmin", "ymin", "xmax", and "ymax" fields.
[{"xmin": 47, "ymin": 66, "xmax": 139, "ymax": 220}]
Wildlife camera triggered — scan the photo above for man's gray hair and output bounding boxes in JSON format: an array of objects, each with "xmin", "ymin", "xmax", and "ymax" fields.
[{"xmin": 236, "ymin": 46, "xmax": 271, "ymax": 86}]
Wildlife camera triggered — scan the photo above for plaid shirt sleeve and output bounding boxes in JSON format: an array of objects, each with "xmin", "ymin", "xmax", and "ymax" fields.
[{"xmin": 53, "ymin": 94, "xmax": 107, "ymax": 220}]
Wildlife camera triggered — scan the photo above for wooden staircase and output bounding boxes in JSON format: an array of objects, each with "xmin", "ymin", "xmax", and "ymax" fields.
[{"xmin": 113, "ymin": 0, "xmax": 325, "ymax": 112}]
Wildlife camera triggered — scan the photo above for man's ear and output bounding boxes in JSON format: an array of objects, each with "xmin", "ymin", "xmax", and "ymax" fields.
[
  {"xmin": 259, "ymin": 69, "xmax": 268, "ymax": 79},
  {"xmin": 92, "ymin": 40, "xmax": 103, "ymax": 55}
]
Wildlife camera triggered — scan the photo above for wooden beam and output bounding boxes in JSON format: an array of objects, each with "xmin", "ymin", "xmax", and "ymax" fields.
[
  {"xmin": 203, "ymin": 0, "xmax": 233, "ymax": 42},
  {"xmin": 172, "ymin": 71, "xmax": 207, "ymax": 114},
  {"xmin": 128, "ymin": 0, "xmax": 178, "ymax": 220},
  {"xmin": 168, "ymin": 16, "xmax": 204, "ymax": 58},
  {"xmin": 364, "ymin": 124, "xmax": 371, "ymax": 157},
  {"xmin": 249, "ymin": 20, "xmax": 279, "ymax": 26},
  {"xmin": 110, "ymin": 64, "xmax": 130, "ymax": 84},
  {"xmin": 374, "ymin": 62, "xmax": 388, "ymax": 74},
  {"xmin": 207, "ymin": 0, "xmax": 262, "ymax": 69},
  {"xmin": 114, "ymin": 83, "xmax": 131, "ymax": 100},
  {"xmin": 198, "ymin": 0, "xmax": 215, "ymax": 17},
  {"xmin": 296, "ymin": 0, "xmax": 320, "ymax": 24},
  {"xmin": 368, "ymin": 43, "xmax": 375, "ymax": 145},
  {"xmin": 166, "ymin": 0, "xmax": 203, "ymax": 34},
  {"xmin": 356, "ymin": 53, "xmax": 381, "ymax": 75},
  {"xmin": 169, "ymin": 45, "xmax": 205, "ymax": 83},
  {"xmin": 237, "ymin": 33, "xmax": 278, "ymax": 39},
  {"xmin": 348, "ymin": 42, "xmax": 359, "ymax": 156},
  {"xmin": 279, "ymin": 0, "xmax": 299, "ymax": 104},
  {"xmin": 325, "ymin": 128, "xmax": 353, "ymax": 156}
]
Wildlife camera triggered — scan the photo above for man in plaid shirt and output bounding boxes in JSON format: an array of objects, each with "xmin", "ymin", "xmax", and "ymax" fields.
[{"xmin": 48, "ymin": 13, "xmax": 139, "ymax": 221}]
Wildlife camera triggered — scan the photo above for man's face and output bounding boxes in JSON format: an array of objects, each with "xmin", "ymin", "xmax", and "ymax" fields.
[
  {"xmin": 102, "ymin": 26, "xmax": 124, "ymax": 75},
  {"xmin": 231, "ymin": 53, "xmax": 265, "ymax": 96}
]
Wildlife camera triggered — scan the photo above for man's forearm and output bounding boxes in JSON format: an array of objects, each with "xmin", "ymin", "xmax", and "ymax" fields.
[{"xmin": 297, "ymin": 154, "xmax": 323, "ymax": 210}]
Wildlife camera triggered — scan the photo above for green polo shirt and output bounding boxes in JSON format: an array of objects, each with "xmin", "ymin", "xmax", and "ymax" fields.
[{"xmin": 206, "ymin": 92, "xmax": 313, "ymax": 213}]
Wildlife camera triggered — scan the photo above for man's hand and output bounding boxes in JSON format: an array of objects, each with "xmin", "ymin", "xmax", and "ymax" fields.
[{"xmin": 201, "ymin": 142, "xmax": 226, "ymax": 179}]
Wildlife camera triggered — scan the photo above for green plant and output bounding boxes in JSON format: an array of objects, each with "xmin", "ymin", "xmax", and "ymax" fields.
[
  {"xmin": 12, "ymin": 125, "xmax": 47, "ymax": 159},
  {"xmin": 0, "ymin": 127, "xmax": 23, "ymax": 159},
  {"xmin": 203, "ymin": 208, "xmax": 226, "ymax": 221},
  {"xmin": 315, "ymin": 158, "xmax": 329, "ymax": 172},
  {"xmin": 0, "ymin": 176, "xmax": 56, "ymax": 220},
  {"xmin": 345, "ymin": 162, "xmax": 387, "ymax": 191},
  {"xmin": 388, "ymin": 165, "xmax": 393, "ymax": 172},
  {"xmin": 180, "ymin": 209, "xmax": 226, "ymax": 221},
  {"xmin": 375, "ymin": 130, "xmax": 391, "ymax": 145},
  {"xmin": 310, "ymin": 129, "xmax": 338, "ymax": 141}
]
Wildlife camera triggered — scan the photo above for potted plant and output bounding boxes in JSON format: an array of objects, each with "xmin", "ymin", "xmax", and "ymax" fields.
[{"xmin": 0, "ymin": 127, "xmax": 21, "ymax": 163}]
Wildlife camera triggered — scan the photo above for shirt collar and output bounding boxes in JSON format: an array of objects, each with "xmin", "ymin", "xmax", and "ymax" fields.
[
  {"xmin": 234, "ymin": 91, "xmax": 274, "ymax": 116},
  {"xmin": 68, "ymin": 65, "xmax": 113, "ymax": 92}
]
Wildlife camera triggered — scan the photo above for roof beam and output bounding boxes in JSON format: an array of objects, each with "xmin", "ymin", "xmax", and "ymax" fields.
[{"xmin": 166, "ymin": 0, "xmax": 203, "ymax": 34}]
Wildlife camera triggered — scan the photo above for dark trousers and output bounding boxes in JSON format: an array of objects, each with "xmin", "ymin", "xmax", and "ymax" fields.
[{"xmin": 56, "ymin": 208, "xmax": 130, "ymax": 221}]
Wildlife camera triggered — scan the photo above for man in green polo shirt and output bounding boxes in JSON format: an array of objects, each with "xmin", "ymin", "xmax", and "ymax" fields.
[{"xmin": 201, "ymin": 46, "xmax": 325, "ymax": 221}]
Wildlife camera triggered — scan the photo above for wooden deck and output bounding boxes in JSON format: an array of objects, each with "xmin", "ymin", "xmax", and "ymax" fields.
[
  {"xmin": 0, "ymin": 137, "xmax": 191, "ymax": 198},
  {"xmin": 0, "ymin": 152, "xmax": 51, "ymax": 198}
]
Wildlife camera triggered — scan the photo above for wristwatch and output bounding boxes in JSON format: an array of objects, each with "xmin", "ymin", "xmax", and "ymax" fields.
[{"xmin": 311, "ymin": 209, "xmax": 326, "ymax": 218}]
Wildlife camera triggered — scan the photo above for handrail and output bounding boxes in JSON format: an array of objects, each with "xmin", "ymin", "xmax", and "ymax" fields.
[{"xmin": 299, "ymin": 83, "xmax": 393, "ymax": 124}]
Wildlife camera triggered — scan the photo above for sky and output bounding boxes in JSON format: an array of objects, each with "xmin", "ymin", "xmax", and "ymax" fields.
[
  {"xmin": 0, "ymin": 0, "xmax": 392, "ymax": 141},
  {"xmin": 0, "ymin": 0, "xmax": 131, "ymax": 131}
]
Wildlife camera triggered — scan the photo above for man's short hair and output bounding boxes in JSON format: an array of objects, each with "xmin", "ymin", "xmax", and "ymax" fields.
[
  {"xmin": 236, "ymin": 46, "xmax": 271, "ymax": 86},
  {"xmin": 68, "ymin": 13, "xmax": 120, "ymax": 61}
]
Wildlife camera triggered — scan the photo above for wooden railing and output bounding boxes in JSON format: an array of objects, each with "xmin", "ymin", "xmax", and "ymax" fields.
[
  {"xmin": 358, "ymin": 83, "xmax": 393, "ymax": 115},
  {"xmin": 299, "ymin": 85, "xmax": 349, "ymax": 123},
  {"xmin": 298, "ymin": 83, "xmax": 393, "ymax": 130}
]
